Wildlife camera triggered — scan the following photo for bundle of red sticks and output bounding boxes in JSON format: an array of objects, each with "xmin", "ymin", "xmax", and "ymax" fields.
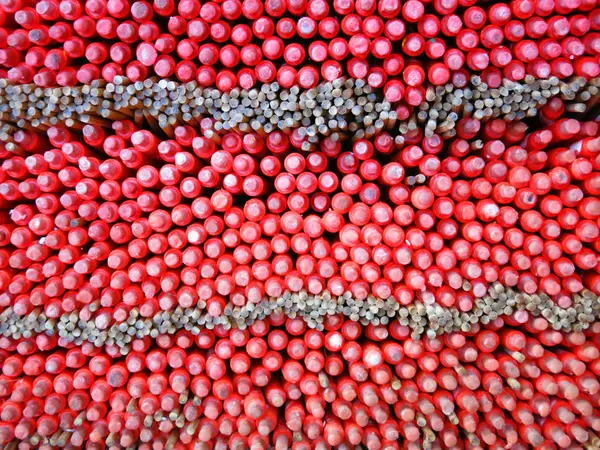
[{"xmin": 0, "ymin": 0, "xmax": 600, "ymax": 449}]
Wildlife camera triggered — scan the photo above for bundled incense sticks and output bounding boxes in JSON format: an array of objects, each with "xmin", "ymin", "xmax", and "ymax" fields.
[
  {"xmin": 1, "ymin": 75, "xmax": 599, "ymax": 144},
  {"xmin": 1, "ymin": 314, "xmax": 600, "ymax": 450},
  {"xmin": 1, "ymin": 0, "xmax": 600, "ymax": 448},
  {"xmin": 1, "ymin": 285, "xmax": 599, "ymax": 354}
]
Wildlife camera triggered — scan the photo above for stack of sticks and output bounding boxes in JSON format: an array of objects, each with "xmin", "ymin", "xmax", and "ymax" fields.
[
  {"xmin": 0, "ymin": 315, "xmax": 600, "ymax": 450},
  {"xmin": 0, "ymin": 0, "xmax": 600, "ymax": 449},
  {"xmin": 2, "ymin": 101, "xmax": 600, "ymax": 312},
  {"xmin": 1, "ymin": 284, "xmax": 599, "ymax": 354},
  {"xmin": 0, "ymin": 75, "xmax": 599, "ymax": 144},
  {"xmin": 1, "ymin": 85, "xmax": 599, "ymax": 444}
]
